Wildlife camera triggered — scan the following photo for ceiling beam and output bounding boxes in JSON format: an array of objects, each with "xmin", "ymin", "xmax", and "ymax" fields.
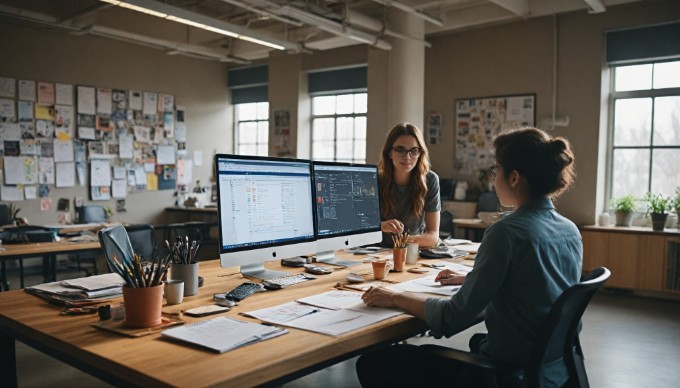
[
  {"xmin": 486, "ymin": 0, "xmax": 529, "ymax": 17},
  {"xmin": 583, "ymin": 0, "xmax": 606, "ymax": 13}
]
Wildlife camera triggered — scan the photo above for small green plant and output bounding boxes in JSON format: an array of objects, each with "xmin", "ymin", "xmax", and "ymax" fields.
[
  {"xmin": 672, "ymin": 187, "xmax": 680, "ymax": 213},
  {"xmin": 644, "ymin": 192, "xmax": 669, "ymax": 214},
  {"xmin": 611, "ymin": 195, "xmax": 637, "ymax": 214}
]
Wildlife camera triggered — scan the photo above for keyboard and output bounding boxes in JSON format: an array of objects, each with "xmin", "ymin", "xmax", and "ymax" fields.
[{"xmin": 264, "ymin": 273, "xmax": 316, "ymax": 288}]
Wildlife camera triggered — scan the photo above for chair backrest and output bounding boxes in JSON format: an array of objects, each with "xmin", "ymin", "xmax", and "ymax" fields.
[
  {"xmin": 477, "ymin": 191, "xmax": 500, "ymax": 213},
  {"xmin": 165, "ymin": 221, "xmax": 216, "ymax": 244},
  {"xmin": 439, "ymin": 210, "xmax": 454, "ymax": 239},
  {"xmin": 125, "ymin": 224, "xmax": 156, "ymax": 262},
  {"xmin": 78, "ymin": 205, "xmax": 107, "ymax": 223},
  {"xmin": 526, "ymin": 267, "xmax": 611, "ymax": 387},
  {"xmin": 440, "ymin": 179, "xmax": 457, "ymax": 201},
  {"xmin": 0, "ymin": 204, "xmax": 10, "ymax": 225}
]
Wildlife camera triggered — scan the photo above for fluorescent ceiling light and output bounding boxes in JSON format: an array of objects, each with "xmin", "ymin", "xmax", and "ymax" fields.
[{"xmin": 99, "ymin": 0, "xmax": 294, "ymax": 50}]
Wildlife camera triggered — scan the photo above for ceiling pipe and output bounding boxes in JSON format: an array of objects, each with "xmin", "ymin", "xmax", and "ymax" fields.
[
  {"xmin": 366, "ymin": 0, "xmax": 443, "ymax": 26},
  {"xmin": 218, "ymin": 0, "xmax": 304, "ymax": 27},
  {"xmin": 222, "ymin": 0, "xmax": 391, "ymax": 49},
  {"xmin": 344, "ymin": 9, "xmax": 431, "ymax": 48}
]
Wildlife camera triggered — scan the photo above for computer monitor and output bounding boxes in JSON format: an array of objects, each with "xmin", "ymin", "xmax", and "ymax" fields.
[
  {"xmin": 313, "ymin": 161, "xmax": 382, "ymax": 267},
  {"xmin": 215, "ymin": 154, "xmax": 317, "ymax": 280}
]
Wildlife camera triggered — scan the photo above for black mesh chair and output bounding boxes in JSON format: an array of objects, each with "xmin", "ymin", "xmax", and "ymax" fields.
[
  {"xmin": 423, "ymin": 267, "xmax": 611, "ymax": 388},
  {"xmin": 439, "ymin": 210, "xmax": 455, "ymax": 240},
  {"xmin": 164, "ymin": 221, "xmax": 218, "ymax": 261},
  {"xmin": 125, "ymin": 224, "xmax": 156, "ymax": 263},
  {"xmin": 477, "ymin": 191, "xmax": 500, "ymax": 213},
  {"xmin": 440, "ymin": 179, "xmax": 457, "ymax": 201}
]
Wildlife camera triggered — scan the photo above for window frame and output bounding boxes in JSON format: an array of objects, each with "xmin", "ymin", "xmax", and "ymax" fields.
[
  {"xmin": 234, "ymin": 101, "xmax": 269, "ymax": 157},
  {"xmin": 310, "ymin": 92, "xmax": 367, "ymax": 163},
  {"xmin": 606, "ymin": 61, "xmax": 680, "ymax": 208}
]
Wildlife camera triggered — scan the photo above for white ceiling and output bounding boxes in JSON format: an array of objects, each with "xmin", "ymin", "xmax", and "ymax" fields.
[{"xmin": 0, "ymin": 0, "xmax": 646, "ymax": 64}]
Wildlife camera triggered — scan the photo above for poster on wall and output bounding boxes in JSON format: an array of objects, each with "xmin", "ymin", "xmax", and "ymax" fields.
[
  {"xmin": 454, "ymin": 94, "xmax": 535, "ymax": 174},
  {"xmin": 427, "ymin": 112, "xmax": 442, "ymax": 145}
]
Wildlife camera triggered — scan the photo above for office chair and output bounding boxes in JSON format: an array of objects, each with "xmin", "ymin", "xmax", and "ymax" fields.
[
  {"xmin": 423, "ymin": 267, "xmax": 611, "ymax": 388},
  {"xmin": 439, "ymin": 210, "xmax": 455, "ymax": 240},
  {"xmin": 164, "ymin": 221, "xmax": 218, "ymax": 261},
  {"xmin": 77, "ymin": 205, "xmax": 107, "ymax": 224},
  {"xmin": 440, "ymin": 179, "xmax": 457, "ymax": 201},
  {"xmin": 125, "ymin": 224, "xmax": 156, "ymax": 263},
  {"xmin": 0, "ymin": 204, "xmax": 10, "ymax": 226},
  {"xmin": 477, "ymin": 191, "xmax": 500, "ymax": 213}
]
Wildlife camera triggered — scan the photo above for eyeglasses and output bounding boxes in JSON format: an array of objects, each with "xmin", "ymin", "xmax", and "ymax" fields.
[
  {"xmin": 490, "ymin": 164, "xmax": 500, "ymax": 177},
  {"xmin": 392, "ymin": 147, "xmax": 423, "ymax": 158}
]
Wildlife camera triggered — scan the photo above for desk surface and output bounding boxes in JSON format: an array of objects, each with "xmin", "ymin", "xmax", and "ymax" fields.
[
  {"xmin": 165, "ymin": 206, "xmax": 218, "ymax": 214},
  {"xmin": 0, "ymin": 240, "xmax": 101, "ymax": 259},
  {"xmin": 1, "ymin": 255, "xmax": 435, "ymax": 387},
  {"xmin": 453, "ymin": 218, "xmax": 489, "ymax": 229}
]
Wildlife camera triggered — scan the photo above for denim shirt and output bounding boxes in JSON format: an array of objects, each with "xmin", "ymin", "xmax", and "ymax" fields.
[{"xmin": 424, "ymin": 197, "xmax": 582, "ymax": 386}]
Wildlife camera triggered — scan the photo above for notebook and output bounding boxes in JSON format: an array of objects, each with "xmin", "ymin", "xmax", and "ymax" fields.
[{"xmin": 160, "ymin": 316, "xmax": 287, "ymax": 353}]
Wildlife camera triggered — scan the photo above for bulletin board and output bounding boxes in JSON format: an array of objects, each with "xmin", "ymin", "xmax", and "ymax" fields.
[
  {"xmin": 0, "ymin": 76, "xmax": 192, "ymax": 210},
  {"xmin": 454, "ymin": 94, "xmax": 535, "ymax": 174}
]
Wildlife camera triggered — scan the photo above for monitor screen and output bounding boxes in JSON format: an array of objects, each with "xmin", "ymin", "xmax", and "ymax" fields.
[
  {"xmin": 313, "ymin": 161, "xmax": 382, "ymax": 267},
  {"xmin": 215, "ymin": 154, "xmax": 317, "ymax": 279}
]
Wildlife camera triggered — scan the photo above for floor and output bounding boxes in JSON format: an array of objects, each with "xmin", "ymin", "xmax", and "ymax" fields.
[{"xmin": 5, "ymin": 264, "xmax": 680, "ymax": 388}]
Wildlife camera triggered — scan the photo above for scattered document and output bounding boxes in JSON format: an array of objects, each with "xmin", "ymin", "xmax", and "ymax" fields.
[
  {"xmin": 296, "ymin": 290, "xmax": 364, "ymax": 310},
  {"xmin": 161, "ymin": 317, "xmax": 287, "ymax": 353},
  {"xmin": 389, "ymin": 275, "xmax": 461, "ymax": 296},
  {"xmin": 455, "ymin": 243, "xmax": 481, "ymax": 254},
  {"xmin": 443, "ymin": 238, "xmax": 473, "ymax": 246},
  {"xmin": 243, "ymin": 301, "xmax": 320, "ymax": 323}
]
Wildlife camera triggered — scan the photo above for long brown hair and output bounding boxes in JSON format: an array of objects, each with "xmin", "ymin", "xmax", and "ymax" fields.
[{"xmin": 378, "ymin": 123, "xmax": 431, "ymax": 219}]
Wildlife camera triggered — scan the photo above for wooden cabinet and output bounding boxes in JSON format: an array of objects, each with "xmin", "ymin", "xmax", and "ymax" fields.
[{"xmin": 581, "ymin": 226, "xmax": 679, "ymax": 294}]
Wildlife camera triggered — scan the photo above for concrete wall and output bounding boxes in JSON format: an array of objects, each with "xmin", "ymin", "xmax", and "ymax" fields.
[
  {"xmin": 424, "ymin": 0, "xmax": 680, "ymax": 225},
  {"xmin": 0, "ymin": 22, "xmax": 231, "ymax": 226}
]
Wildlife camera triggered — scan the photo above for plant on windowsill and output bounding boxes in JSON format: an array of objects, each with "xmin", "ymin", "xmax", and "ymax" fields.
[
  {"xmin": 611, "ymin": 194, "xmax": 637, "ymax": 227},
  {"xmin": 644, "ymin": 192, "xmax": 669, "ymax": 232},
  {"xmin": 672, "ymin": 187, "xmax": 680, "ymax": 218}
]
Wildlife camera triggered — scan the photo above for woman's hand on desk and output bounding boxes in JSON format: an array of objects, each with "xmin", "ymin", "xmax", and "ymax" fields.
[
  {"xmin": 362, "ymin": 286, "xmax": 398, "ymax": 308},
  {"xmin": 434, "ymin": 269, "xmax": 466, "ymax": 286},
  {"xmin": 381, "ymin": 219, "xmax": 404, "ymax": 234}
]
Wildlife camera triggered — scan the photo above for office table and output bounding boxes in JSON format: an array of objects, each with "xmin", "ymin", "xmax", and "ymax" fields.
[
  {"xmin": 0, "ymin": 240, "xmax": 102, "ymax": 290},
  {"xmin": 0, "ymin": 256, "xmax": 437, "ymax": 387},
  {"xmin": 453, "ymin": 218, "xmax": 489, "ymax": 242}
]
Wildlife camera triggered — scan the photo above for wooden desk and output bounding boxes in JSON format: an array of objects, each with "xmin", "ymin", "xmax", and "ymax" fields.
[
  {"xmin": 0, "ymin": 256, "xmax": 433, "ymax": 387},
  {"xmin": 0, "ymin": 240, "xmax": 102, "ymax": 290},
  {"xmin": 453, "ymin": 218, "xmax": 489, "ymax": 242}
]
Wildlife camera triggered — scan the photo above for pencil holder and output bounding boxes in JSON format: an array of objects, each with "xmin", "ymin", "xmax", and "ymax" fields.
[
  {"xmin": 122, "ymin": 283, "xmax": 163, "ymax": 328},
  {"xmin": 171, "ymin": 262, "xmax": 199, "ymax": 296},
  {"xmin": 392, "ymin": 247, "xmax": 406, "ymax": 272}
]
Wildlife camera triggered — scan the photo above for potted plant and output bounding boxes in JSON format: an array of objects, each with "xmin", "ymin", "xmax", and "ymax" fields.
[
  {"xmin": 611, "ymin": 195, "xmax": 636, "ymax": 227},
  {"xmin": 644, "ymin": 192, "xmax": 669, "ymax": 231},
  {"xmin": 673, "ymin": 187, "xmax": 680, "ymax": 218}
]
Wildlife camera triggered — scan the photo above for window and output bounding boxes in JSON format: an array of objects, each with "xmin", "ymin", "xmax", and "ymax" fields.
[
  {"xmin": 609, "ymin": 60, "xmax": 680, "ymax": 202},
  {"xmin": 235, "ymin": 102, "xmax": 269, "ymax": 156},
  {"xmin": 311, "ymin": 93, "xmax": 367, "ymax": 163}
]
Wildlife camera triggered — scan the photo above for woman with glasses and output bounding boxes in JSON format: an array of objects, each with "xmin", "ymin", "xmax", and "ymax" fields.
[
  {"xmin": 378, "ymin": 122, "xmax": 440, "ymax": 248},
  {"xmin": 358, "ymin": 127, "xmax": 580, "ymax": 387}
]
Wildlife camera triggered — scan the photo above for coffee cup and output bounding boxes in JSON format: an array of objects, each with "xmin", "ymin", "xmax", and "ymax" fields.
[
  {"xmin": 405, "ymin": 241, "xmax": 419, "ymax": 265},
  {"xmin": 371, "ymin": 259, "xmax": 392, "ymax": 280},
  {"xmin": 164, "ymin": 279, "xmax": 184, "ymax": 305}
]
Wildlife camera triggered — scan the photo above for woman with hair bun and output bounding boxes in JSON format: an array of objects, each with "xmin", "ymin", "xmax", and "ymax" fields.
[{"xmin": 358, "ymin": 127, "xmax": 581, "ymax": 388}]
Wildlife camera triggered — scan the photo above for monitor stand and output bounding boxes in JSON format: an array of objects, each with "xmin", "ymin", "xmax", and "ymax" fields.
[
  {"xmin": 315, "ymin": 250, "xmax": 361, "ymax": 267},
  {"xmin": 240, "ymin": 263, "xmax": 288, "ymax": 280}
]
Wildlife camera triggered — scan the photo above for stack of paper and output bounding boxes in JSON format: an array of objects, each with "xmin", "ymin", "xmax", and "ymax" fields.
[
  {"xmin": 25, "ymin": 273, "xmax": 125, "ymax": 304},
  {"xmin": 161, "ymin": 317, "xmax": 287, "ymax": 353}
]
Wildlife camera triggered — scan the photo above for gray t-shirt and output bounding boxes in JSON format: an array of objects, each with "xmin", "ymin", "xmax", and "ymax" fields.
[{"xmin": 381, "ymin": 171, "xmax": 441, "ymax": 246}]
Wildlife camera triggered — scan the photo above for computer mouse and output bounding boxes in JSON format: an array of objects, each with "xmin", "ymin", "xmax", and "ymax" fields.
[
  {"xmin": 215, "ymin": 298, "xmax": 237, "ymax": 307},
  {"xmin": 304, "ymin": 266, "xmax": 332, "ymax": 275},
  {"xmin": 346, "ymin": 273, "xmax": 364, "ymax": 283}
]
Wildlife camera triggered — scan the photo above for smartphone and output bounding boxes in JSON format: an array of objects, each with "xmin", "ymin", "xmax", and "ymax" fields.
[{"xmin": 184, "ymin": 305, "xmax": 230, "ymax": 317}]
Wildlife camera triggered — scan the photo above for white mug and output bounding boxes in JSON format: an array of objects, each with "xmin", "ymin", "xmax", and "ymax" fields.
[
  {"xmin": 406, "ymin": 242, "xmax": 419, "ymax": 264},
  {"xmin": 164, "ymin": 279, "xmax": 184, "ymax": 305}
]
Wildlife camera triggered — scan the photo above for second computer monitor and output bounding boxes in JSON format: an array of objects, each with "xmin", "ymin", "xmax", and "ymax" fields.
[{"xmin": 313, "ymin": 161, "xmax": 382, "ymax": 267}]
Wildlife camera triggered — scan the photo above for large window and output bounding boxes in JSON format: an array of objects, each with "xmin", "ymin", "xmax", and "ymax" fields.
[
  {"xmin": 235, "ymin": 102, "xmax": 269, "ymax": 156},
  {"xmin": 311, "ymin": 93, "xmax": 367, "ymax": 163},
  {"xmin": 609, "ymin": 60, "xmax": 680, "ymax": 202}
]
